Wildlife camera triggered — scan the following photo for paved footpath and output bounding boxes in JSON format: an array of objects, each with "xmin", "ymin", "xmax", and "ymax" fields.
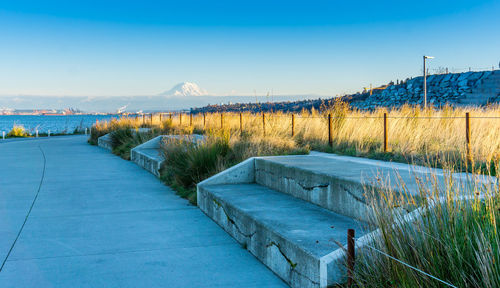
[{"xmin": 0, "ymin": 136, "xmax": 286, "ymax": 288}]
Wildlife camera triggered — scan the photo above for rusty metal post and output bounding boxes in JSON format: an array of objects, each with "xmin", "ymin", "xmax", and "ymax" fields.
[
  {"xmin": 150, "ymin": 113, "xmax": 153, "ymax": 125},
  {"xmin": 190, "ymin": 113, "xmax": 193, "ymax": 127},
  {"xmin": 203, "ymin": 113, "xmax": 206, "ymax": 127},
  {"xmin": 219, "ymin": 113, "xmax": 223, "ymax": 129},
  {"xmin": 142, "ymin": 114, "xmax": 145, "ymax": 125},
  {"xmin": 239, "ymin": 113, "xmax": 243, "ymax": 136},
  {"xmin": 179, "ymin": 113, "xmax": 182, "ymax": 125},
  {"xmin": 383, "ymin": 113, "xmax": 388, "ymax": 152},
  {"xmin": 466, "ymin": 112, "xmax": 471, "ymax": 164},
  {"xmin": 328, "ymin": 114, "xmax": 333, "ymax": 147},
  {"xmin": 169, "ymin": 113, "xmax": 172, "ymax": 121},
  {"xmin": 347, "ymin": 229, "xmax": 355, "ymax": 287},
  {"xmin": 159, "ymin": 113, "xmax": 162, "ymax": 122},
  {"xmin": 291, "ymin": 114, "xmax": 295, "ymax": 137},
  {"xmin": 262, "ymin": 112, "xmax": 266, "ymax": 136}
]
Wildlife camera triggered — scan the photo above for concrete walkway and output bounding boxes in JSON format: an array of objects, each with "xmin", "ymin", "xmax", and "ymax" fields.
[{"xmin": 0, "ymin": 136, "xmax": 287, "ymax": 287}]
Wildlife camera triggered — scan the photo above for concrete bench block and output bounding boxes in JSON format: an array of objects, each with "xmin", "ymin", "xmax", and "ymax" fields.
[
  {"xmin": 255, "ymin": 156, "xmax": 374, "ymax": 223},
  {"xmin": 131, "ymin": 134, "xmax": 205, "ymax": 177},
  {"xmin": 198, "ymin": 182, "xmax": 369, "ymax": 288},
  {"xmin": 97, "ymin": 133, "xmax": 113, "ymax": 151}
]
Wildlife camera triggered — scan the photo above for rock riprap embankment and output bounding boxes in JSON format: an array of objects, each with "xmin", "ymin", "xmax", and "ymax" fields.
[{"xmin": 353, "ymin": 70, "xmax": 500, "ymax": 109}]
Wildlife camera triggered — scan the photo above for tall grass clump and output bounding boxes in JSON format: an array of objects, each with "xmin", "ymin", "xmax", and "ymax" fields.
[
  {"xmin": 159, "ymin": 135, "xmax": 230, "ymax": 204},
  {"xmin": 7, "ymin": 125, "xmax": 28, "ymax": 137},
  {"xmin": 109, "ymin": 128, "xmax": 152, "ymax": 160},
  {"xmin": 159, "ymin": 130, "xmax": 308, "ymax": 204},
  {"xmin": 353, "ymin": 163, "xmax": 500, "ymax": 288}
]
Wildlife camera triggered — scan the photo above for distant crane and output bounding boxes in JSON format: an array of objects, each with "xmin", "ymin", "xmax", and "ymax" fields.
[{"xmin": 116, "ymin": 105, "xmax": 128, "ymax": 114}]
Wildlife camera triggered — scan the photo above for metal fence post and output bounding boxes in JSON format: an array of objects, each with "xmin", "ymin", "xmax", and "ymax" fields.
[
  {"xmin": 179, "ymin": 113, "xmax": 182, "ymax": 125},
  {"xmin": 262, "ymin": 112, "xmax": 266, "ymax": 136},
  {"xmin": 159, "ymin": 113, "xmax": 162, "ymax": 122},
  {"xmin": 239, "ymin": 113, "xmax": 243, "ymax": 136},
  {"xmin": 466, "ymin": 112, "xmax": 471, "ymax": 164},
  {"xmin": 383, "ymin": 113, "xmax": 388, "ymax": 152},
  {"xmin": 190, "ymin": 113, "xmax": 193, "ymax": 127},
  {"xmin": 221, "ymin": 113, "xmax": 224, "ymax": 129},
  {"xmin": 328, "ymin": 114, "xmax": 333, "ymax": 147},
  {"xmin": 347, "ymin": 229, "xmax": 355, "ymax": 287},
  {"xmin": 203, "ymin": 113, "xmax": 206, "ymax": 128}
]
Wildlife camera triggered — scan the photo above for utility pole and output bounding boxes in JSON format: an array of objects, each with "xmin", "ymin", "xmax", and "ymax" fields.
[{"xmin": 423, "ymin": 55, "xmax": 434, "ymax": 109}]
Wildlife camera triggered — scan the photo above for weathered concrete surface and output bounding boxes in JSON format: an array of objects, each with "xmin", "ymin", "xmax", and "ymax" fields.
[
  {"xmin": 198, "ymin": 157, "xmax": 255, "ymax": 187},
  {"xmin": 256, "ymin": 153, "xmax": 496, "ymax": 223},
  {"xmin": 309, "ymin": 151, "xmax": 497, "ymax": 190},
  {"xmin": 256, "ymin": 156, "xmax": 373, "ymax": 223},
  {"xmin": 131, "ymin": 147, "xmax": 164, "ymax": 177},
  {"xmin": 198, "ymin": 183, "xmax": 367, "ymax": 288},
  {"xmin": 97, "ymin": 133, "xmax": 112, "ymax": 151},
  {"xmin": 131, "ymin": 134, "xmax": 205, "ymax": 177},
  {"xmin": 0, "ymin": 136, "xmax": 287, "ymax": 287}
]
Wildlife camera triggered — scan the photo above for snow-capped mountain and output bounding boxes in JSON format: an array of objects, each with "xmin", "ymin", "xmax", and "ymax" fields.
[{"xmin": 159, "ymin": 82, "xmax": 209, "ymax": 97}]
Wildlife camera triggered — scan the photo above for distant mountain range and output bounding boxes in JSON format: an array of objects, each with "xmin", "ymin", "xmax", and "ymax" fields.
[{"xmin": 0, "ymin": 82, "xmax": 321, "ymax": 113}]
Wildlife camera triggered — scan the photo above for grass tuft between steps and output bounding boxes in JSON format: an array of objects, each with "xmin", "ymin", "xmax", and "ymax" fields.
[{"xmin": 159, "ymin": 130, "xmax": 309, "ymax": 205}]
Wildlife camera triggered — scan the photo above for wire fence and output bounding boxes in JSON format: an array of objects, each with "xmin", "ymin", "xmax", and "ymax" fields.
[
  {"xmin": 339, "ymin": 229, "xmax": 459, "ymax": 288},
  {"xmin": 360, "ymin": 241, "xmax": 458, "ymax": 288},
  {"xmin": 125, "ymin": 111, "xmax": 500, "ymax": 163},
  {"xmin": 431, "ymin": 66, "xmax": 498, "ymax": 74}
]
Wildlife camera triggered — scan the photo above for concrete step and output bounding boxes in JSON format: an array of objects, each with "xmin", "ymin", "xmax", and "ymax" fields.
[
  {"xmin": 131, "ymin": 134, "xmax": 205, "ymax": 177},
  {"xmin": 253, "ymin": 155, "xmax": 430, "ymax": 222},
  {"xmin": 131, "ymin": 146, "xmax": 165, "ymax": 177},
  {"xmin": 198, "ymin": 182, "xmax": 369, "ymax": 288},
  {"xmin": 97, "ymin": 133, "xmax": 113, "ymax": 151}
]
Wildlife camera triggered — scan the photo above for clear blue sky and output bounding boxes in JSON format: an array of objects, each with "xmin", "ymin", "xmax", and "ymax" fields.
[{"xmin": 0, "ymin": 0, "xmax": 499, "ymax": 97}]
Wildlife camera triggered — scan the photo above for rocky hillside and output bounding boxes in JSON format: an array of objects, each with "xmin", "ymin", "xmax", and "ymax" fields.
[{"xmin": 353, "ymin": 70, "xmax": 500, "ymax": 109}]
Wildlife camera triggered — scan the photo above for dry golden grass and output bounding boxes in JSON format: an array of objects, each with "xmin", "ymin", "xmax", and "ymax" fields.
[{"xmin": 91, "ymin": 104, "xmax": 500, "ymax": 173}]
